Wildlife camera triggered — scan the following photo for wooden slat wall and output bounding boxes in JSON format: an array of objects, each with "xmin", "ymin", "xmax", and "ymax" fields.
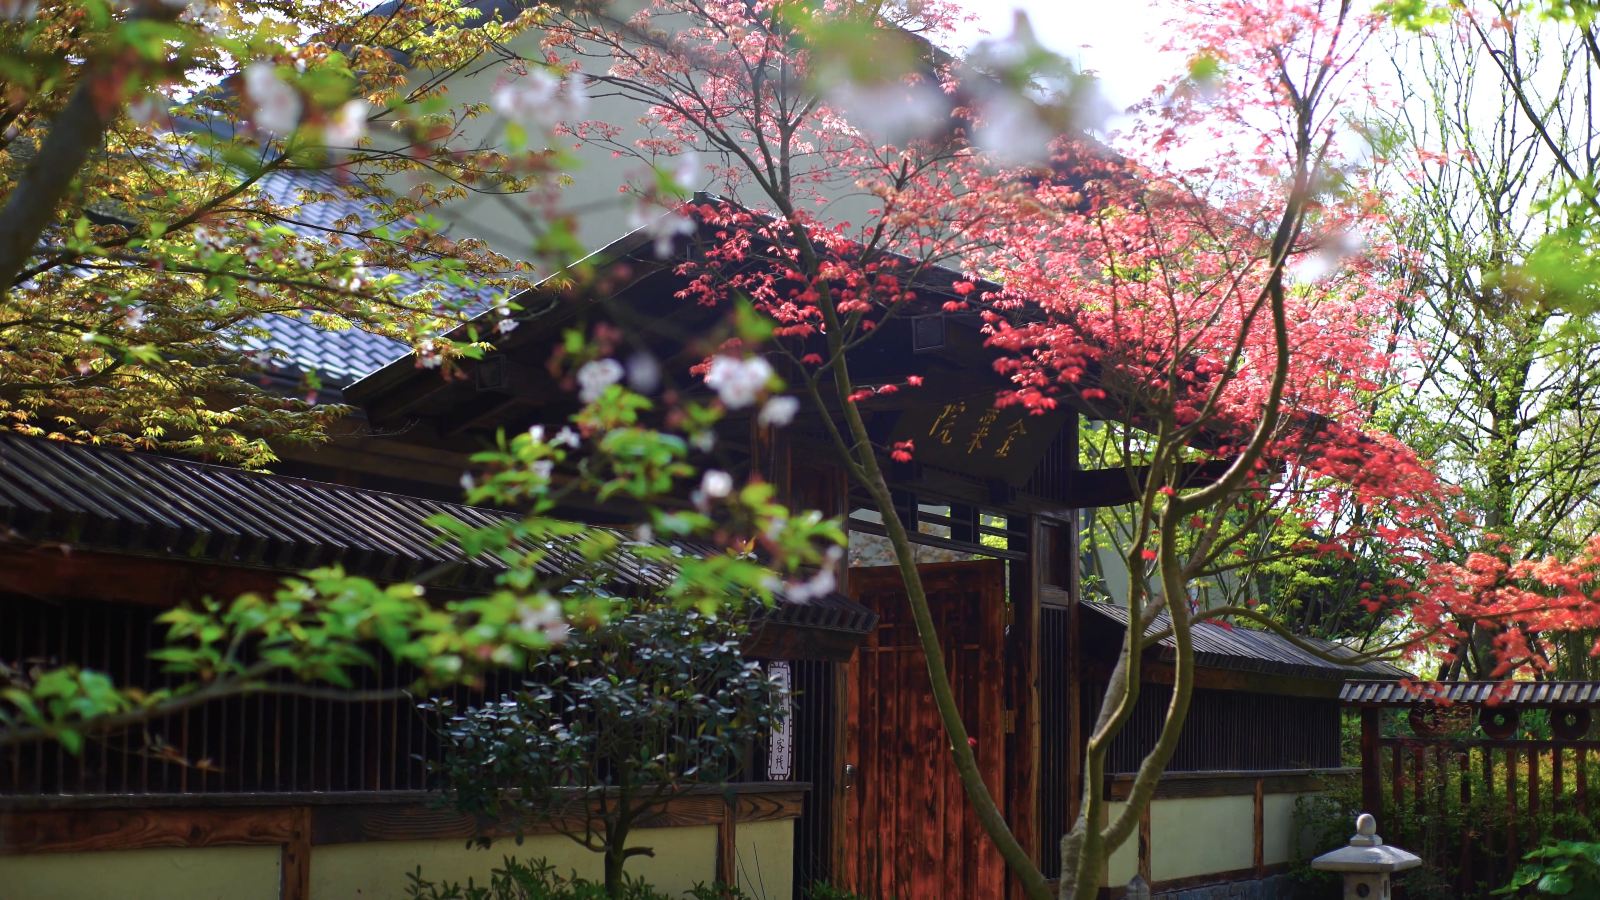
[
  {"xmin": 1, "ymin": 789, "xmax": 806, "ymax": 900},
  {"xmin": 0, "ymin": 592, "xmax": 532, "ymax": 798},
  {"xmin": 1039, "ymin": 606, "xmax": 1072, "ymax": 879},
  {"xmin": 1080, "ymin": 679, "xmax": 1342, "ymax": 774}
]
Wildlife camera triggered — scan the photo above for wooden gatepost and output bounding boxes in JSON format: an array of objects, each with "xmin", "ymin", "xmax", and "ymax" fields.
[{"xmin": 1342, "ymin": 680, "xmax": 1600, "ymax": 892}]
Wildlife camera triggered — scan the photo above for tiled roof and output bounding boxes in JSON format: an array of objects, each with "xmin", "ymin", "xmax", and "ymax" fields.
[
  {"xmin": 233, "ymin": 168, "xmax": 501, "ymax": 386},
  {"xmin": 1341, "ymin": 680, "xmax": 1600, "ymax": 706},
  {"xmin": 1081, "ymin": 601, "xmax": 1409, "ymax": 681},
  {"xmin": 0, "ymin": 431, "xmax": 876, "ymax": 637},
  {"xmin": 235, "ymin": 309, "xmax": 408, "ymax": 386}
]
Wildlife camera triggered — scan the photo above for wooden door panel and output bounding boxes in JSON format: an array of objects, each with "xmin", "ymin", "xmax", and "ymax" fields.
[{"xmin": 844, "ymin": 560, "xmax": 1007, "ymax": 899}]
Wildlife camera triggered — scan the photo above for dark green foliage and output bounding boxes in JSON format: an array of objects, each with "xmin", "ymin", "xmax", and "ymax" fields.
[
  {"xmin": 1497, "ymin": 842, "xmax": 1600, "ymax": 896},
  {"xmin": 430, "ymin": 607, "xmax": 786, "ymax": 896},
  {"xmin": 403, "ymin": 856, "xmax": 751, "ymax": 900},
  {"xmin": 800, "ymin": 882, "xmax": 865, "ymax": 900},
  {"xmin": 1293, "ymin": 763, "xmax": 1600, "ymax": 899}
]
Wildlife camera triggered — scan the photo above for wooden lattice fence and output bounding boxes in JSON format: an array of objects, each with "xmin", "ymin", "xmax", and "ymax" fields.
[{"xmin": 1345, "ymin": 681, "xmax": 1600, "ymax": 895}]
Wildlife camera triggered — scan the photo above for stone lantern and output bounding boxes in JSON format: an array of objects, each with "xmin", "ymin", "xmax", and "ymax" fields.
[{"xmin": 1311, "ymin": 813, "xmax": 1421, "ymax": 900}]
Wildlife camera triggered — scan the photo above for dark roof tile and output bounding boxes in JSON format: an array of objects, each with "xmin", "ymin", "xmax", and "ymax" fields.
[{"xmin": 1081, "ymin": 600, "xmax": 1407, "ymax": 681}]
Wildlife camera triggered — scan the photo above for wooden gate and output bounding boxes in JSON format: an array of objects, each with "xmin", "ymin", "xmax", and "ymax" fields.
[{"xmin": 841, "ymin": 559, "xmax": 1008, "ymax": 899}]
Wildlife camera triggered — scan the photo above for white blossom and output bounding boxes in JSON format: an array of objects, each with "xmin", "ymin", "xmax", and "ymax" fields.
[
  {"xmin": 324, "ymin": 99, "xmax": 369, "ymax": 148},
  {"xmin": 491, "ymin": 69, "xmax": 586, "ymax": 136},
  {"xmin": 628, "ymin": 200, "xmax": 695, "ymax": 258},
  {"xmin": 784, "ymin": 566, "xmax": 837, "ymax": 603},
  {"xmin": 633, "ymin": 523, "xmax": 654, "ymax": 544},
  {"xmin": 700, "ymin": 469, "xmax": 733, "ymax": 499},
  {"xmin": 552, "ymin": 426, "xmax": 581, "ymax": 449},
  {"xmin": 974, "ymin": 90, "xmax": 1054, "ymax": 167},
  {"xmin": 495, "ymin": 300, "xmax": 518, "ymax": 334},
  {"xmin": 576, "ymin": 358, "xmax": 624, "ymax": 403},
  {"xmin": 758, "ymin": 395, "xmax": 800, "ymax": 428},
  {"xmin": 528, "ymin": 424, "xmax": 545, "ymax": 443},
  {"xmin": 671, "ymin": 150, "xmax": 701, "ymax": 195},
  {"xmin": 626, "ymin": 352, "xmax": 661, "ymax": 394},
  {"xmin": 168, "ymin": 0, "xmax": 220, "ymax": 29},
  {"xmin": 704, "ymin": 355, "xmax": 773, "ymax": 409},
  {"xmin": 418, "ymin": 339, "xmax": 442, "ymax": 369},
  {"xmin": 826, "ymin": 79, "xmax": 948, "ymax": 146},
  {"xmin": 244, "ymin": 62, "xmax": 302, "ymax": 136},
  {"xmin": 192, "ymin": 225, "xmax": 225, "ymax": 251},
  {"xmin": 516, "ymin": 599, "xmax": 570, "ymax": 644},
  {"xmin": 459, "ymin": 472, "xmax": 476, "ymax": 492}
]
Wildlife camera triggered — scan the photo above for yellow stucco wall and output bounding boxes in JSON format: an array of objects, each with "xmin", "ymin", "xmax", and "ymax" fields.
[
  {"xmin": 1263, "ymin": 792, "xmax": 1314, "ymax": 866},
  {"xmin": 0, "ymin": 819, "xmax": 798, "ymax": 899},
  {"xmin": 313, "ymin": 825, "xmax": 719, "ymax": 898},
  {"xmin": 730, "ymin": 819, "xmax": 794, "ymax": 900},
  {"xmin": 1103, "ymin": 800, "xmax": 1137, "ymax": 886},
  {"xmin": 0, "ymin": 845, "xmax": 281, "ymax": 900},
  {"xmin": 1149, "ymin": 795, "xmax": 1254, "ymax": 882},
  {"xmin": 1100, "ymin": 790, "xmax": 1316, "ymax": 887}
]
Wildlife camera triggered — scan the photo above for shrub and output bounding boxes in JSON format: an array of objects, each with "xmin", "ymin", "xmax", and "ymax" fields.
[
  {"xmin": 404, "ymin": 856, "xmax": 751, "ymax": 900},
  {"xmin": 1496, "ymin": 841, "xmax": 1600, "ymax": 897},
  {"xmin": 430, "ymin": 607, "xmax": 787, "ymax": 896}
]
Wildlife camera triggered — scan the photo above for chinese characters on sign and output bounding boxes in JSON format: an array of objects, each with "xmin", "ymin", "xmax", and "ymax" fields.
[
  {"xmin": 766, "ymin": 661, "xmax": 794, "ymax": 781},
  {"xmin": 894, "ymin": 399, "xmax": 1068, "ymax": 486}
]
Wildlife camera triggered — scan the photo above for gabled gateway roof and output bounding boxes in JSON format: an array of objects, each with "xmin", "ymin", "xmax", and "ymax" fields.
[
  {"xmin": 0, "ymin": 432, "xmax": 875, "ymax": 643},
  {"xmin": 1081, "ymin": 600, "xmax": 1408, "ymax": 681}
]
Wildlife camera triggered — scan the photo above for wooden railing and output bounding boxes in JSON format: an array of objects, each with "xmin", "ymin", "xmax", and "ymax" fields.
[{"xmin": 1365, "ymin": 736, "xmax": 1600, "ymax": 893}]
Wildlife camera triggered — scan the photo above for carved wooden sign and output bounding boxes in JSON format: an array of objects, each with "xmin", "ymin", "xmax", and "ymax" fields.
[
  {"xmin": 890, "ymin": 400, "xmax": 1069, "ymax": 486},
  {"xmin": 767, "ymin": 661, "xmax": 794, "ymax": 781}
]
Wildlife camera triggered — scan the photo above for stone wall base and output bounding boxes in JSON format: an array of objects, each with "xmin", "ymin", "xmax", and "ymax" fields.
[{"xmin": 1153, "ymin": 872, "xmax": 1298, "ymax": 899}]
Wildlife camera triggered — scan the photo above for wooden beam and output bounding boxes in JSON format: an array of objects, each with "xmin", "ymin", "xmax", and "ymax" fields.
[
  {"xmin": 1252, "ymin": 778, "xmax": 1264, "ymax": 877},
  {"xmin": 0, "ymin": 807, "xmax": 300, "ymax": 854},
  {"xmin": 309, "ymin": 789, "xmax": 806, "ymax": 845},
  {"xmin": 742, "ymin": 618, "xmax": 869, "ymax": 662},
  {"xmin": 1360, "ymin": 707, "xmax": 1382, "ymax": 821},
  {"xmin": 1006, "ymin": 516, "xmax": 1044, "ymax": 900},
  {"xmin": 1136, "ymin": 804, "xmax": 1151, "ymax": 885},
  {"xmin": 0, "ymin": 544, "xmax": 284, "ymax": 609},
  {"xmin": 282, "ymin": 807, "xmax": 312, "ymax": 900},
  {"xmin": 1063, "ymin": 460, "xmax": 1234, "ymax": 509},
  {"xmin": 1066, "ymin": 510, "xmax": 1084, "ymax": 828},
  {"xmin": 715, "ymin": 797, "xmax": 737, "ymax": 888},
  {"xmin": 0, "ymin": 787, "xmax": 807, "ymax": 856},
  {"xmin": 1104, "ymin": 768, "xmax": 1356, "ymax": 801}
]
